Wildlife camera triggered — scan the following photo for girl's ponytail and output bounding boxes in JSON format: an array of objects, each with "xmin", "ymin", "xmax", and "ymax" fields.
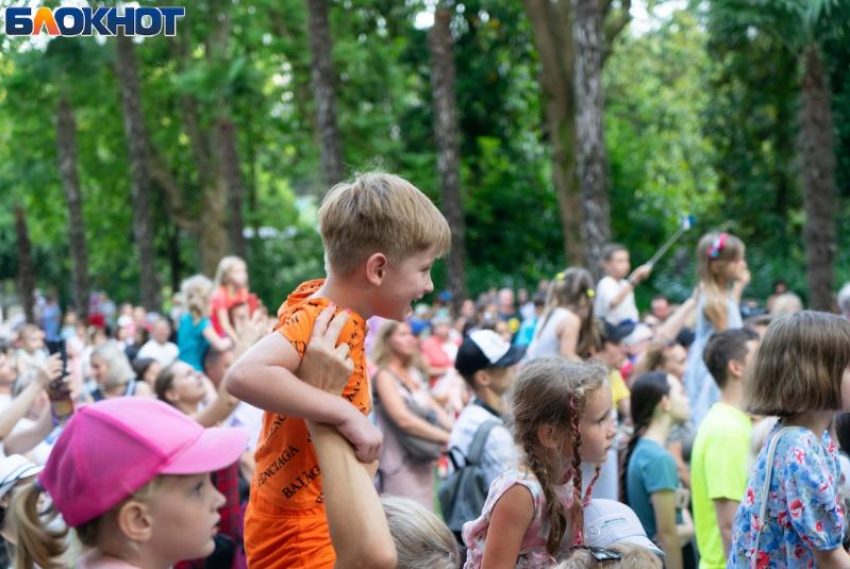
[
  {"xmin": 11, "ymin": 483, "xmax": 68, "ymax": 569},
  {"xmin": 620, "ymin": 372, "xmax": 672, "ymax": 504}
]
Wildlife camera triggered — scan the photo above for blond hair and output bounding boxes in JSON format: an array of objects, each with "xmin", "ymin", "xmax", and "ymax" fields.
[
  {"xmin": 745, "ymin": 311, "xmax": 850, "ymax": 416},
  {"xmin": 317, "ymin": 172, "xmax": 451, "ymax": 275},
  {"xmin": 509, "ymin": 358, "xmax": 607, "ymax": 555},
  {"xmin": 556, "ymin": 543, "xmax": 663, "ymax": 569},
  {"xmin": 213, "ymin": 256, "xmax": 246, "ymax": 289},
  {"xmin": 90, "ymin": 341, "xmax": 133, "ymax": 390},
  {"xmin": 535, "ymin": 268, "xmax": 596, "ymax": 357},
  {"xmin": 380, "ymin": 496, "xmax": 459, "ymax": 569},
  {"xmin": 11, "ymin": 477, "xmax": 165, "ymax": 569},
  {"xmin": 180, "ymin": 274, "xmax": 213, "ymax": 319},
  {"xmin": 695, "ymin": 232, "xmax": 744, "ymax": 328}
]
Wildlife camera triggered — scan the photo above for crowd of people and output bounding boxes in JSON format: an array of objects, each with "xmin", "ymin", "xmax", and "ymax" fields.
[{"xmin": 0, "ymin": 172, "xmax": 849, "ymax": 568}]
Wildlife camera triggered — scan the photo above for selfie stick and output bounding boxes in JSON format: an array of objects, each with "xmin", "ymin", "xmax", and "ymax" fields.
[{"xmin": 647, "ymin": 215, "xmax": 694, "ymax": 268}]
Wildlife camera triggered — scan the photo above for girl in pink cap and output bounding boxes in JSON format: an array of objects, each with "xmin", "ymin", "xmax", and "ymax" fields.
[{"xmin": 9, "ymin": 398, "xmax": 248, "ymax": 569}]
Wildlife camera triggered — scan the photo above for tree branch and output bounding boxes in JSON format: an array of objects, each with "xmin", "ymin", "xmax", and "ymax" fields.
[{"xmin": 602, "ymin": 0, "xmax": 631, "ymax": 64}]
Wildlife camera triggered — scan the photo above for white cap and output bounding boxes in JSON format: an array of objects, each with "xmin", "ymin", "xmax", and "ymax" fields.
[
  {"xmin": 583, "ymin": 499, "xmax": 664, "ymax": 557},
  {"xmin": 0, "ymin": 454, "xmax": 42, "ymax": 501}
]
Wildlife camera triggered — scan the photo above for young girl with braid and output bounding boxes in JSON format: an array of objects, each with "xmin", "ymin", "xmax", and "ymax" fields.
[
  {"xmin": 462, "ymin": 358, "xmax": 616, "ymax": 568},
  {"xmin": 621, "ymin": 372, "xmax": 694, "ymax": 569}
]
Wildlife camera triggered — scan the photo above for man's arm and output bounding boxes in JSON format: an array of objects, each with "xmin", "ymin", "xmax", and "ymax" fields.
[
  {"xmin": 307, "ymin": 422, "xmax": 397, "ymax": 569},
  {"xmin": 713, "ymin": 498, "xmax": 738, "ymax": 559}
]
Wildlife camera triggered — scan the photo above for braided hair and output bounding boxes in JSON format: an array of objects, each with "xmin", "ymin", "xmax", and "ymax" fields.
[
  {"xmin": 509, "ymin": 358, "xmax": 607, "ymax": 555},
  {"xmin": 619, "ymin": 371, "xmax": 671, "ymax": 504}
]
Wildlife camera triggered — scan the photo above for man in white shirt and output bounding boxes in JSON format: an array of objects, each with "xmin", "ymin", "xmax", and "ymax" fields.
[
  {"xmin": 447, "ymin": 330, "xmax": 523, "ymax": 488},
  {"xmin": 594, "ymin": 244, "xmax": 652, "ymax": 325},
  {"xmin": 136, "ymin": 317, "xmax": 178, "ymax": 367}
]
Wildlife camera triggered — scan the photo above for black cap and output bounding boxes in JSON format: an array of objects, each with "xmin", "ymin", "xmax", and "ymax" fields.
[
  {"xmin": 455, "ymin": 330, "xmax": 525, "ymax": 378},
  {"xmin": 601, "ymin": 320, "xmax": 636, "ymax": 344}
]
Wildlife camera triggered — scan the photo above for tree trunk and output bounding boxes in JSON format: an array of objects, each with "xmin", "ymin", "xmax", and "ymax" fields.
[
  {"xmin": 114, "ymin": 34, "xmax": 162, "ymax": 312},
  {"xmin": 305, "ymin": 0, "xmax": 344, "ymax": 187},
  {"xmin": 217, "ymin": 116, "xmax": 247, "ymax": 259},
  {"xmin": 799, "ymin": 44, "xmax": 836, "ymax": 311},
  {"xmin": 429, "ymin": 3, "xmax": 466, "ymax": 310},
  {"xmin": 55, "ymin": 97, "xmax": 90, "ymax": 321},
  {"xmin": 14, "ymin": 206, "xmax": 35, "ymax": 324},
  {"xmin": 522, "ymin": 0, "xmax": 584, "ymax": 265},
  {"xmin": 574, "ymin": 0, "xmax": 611, "ymax": 278}
]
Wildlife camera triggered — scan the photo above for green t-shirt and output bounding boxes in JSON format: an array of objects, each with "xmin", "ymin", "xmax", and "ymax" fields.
[
  {"xmin": 625, "ymin": 438, "xmax": 680, "ymax": 539},
  {"xmin": 691, "ymin": 402, "xmax": 752, "ymax": 569}
]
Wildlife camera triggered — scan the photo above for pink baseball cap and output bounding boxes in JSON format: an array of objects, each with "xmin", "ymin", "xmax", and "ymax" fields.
[{"xmin": 39, "ymin": 398, "xmax": 248, "ymax": 527}]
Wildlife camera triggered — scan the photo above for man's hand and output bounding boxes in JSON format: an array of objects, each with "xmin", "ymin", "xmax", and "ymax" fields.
[{"xmin": 297, "ymin": 306, "xmax": 354, "ymax": 396}]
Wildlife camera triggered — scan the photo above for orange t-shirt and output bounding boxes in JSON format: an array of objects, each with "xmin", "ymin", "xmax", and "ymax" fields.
[{"xmin": 245, "ymin": 280, "xmax": 370, "ymax": 566}]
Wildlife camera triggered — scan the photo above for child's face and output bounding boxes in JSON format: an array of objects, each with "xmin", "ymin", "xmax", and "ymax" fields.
[
  {"xmin": 229, "ymin": 262, "xmax": 248, "ymax": 288},
  {"xmin": 841, "ymin": 367, "xmax": 850, "ymax": 411},
  {"xmin": 21, "ymin": 330, "xmax": 44, "ymax": 353},
  {"xmin": 147, "ymin": 473, "xmax": 226, "ymax": 563},
  {"xmin": 375, "ymin": 247, "xmax": 437, "ymax": 321},
  {"xmin": 663, "ymin": 375, "xmax": 690, "ymax": 423},
  {"xmin": 567, "ymin": 385, "xmax": 616, "ymax": 465},
  {"xmin": 604, "ymin": 251, "xmax": 630, "ymax": 280}
]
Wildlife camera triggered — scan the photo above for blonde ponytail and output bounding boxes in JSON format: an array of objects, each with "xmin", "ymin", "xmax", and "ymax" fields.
[{"xmin": 11, "ymin": 483, "xmax": 67, "ymax": 569}]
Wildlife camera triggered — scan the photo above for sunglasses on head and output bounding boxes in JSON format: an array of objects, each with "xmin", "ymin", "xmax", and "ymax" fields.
[{"xmin": 574, "ymin": 545, "xmax": 623, "ymax": 562}]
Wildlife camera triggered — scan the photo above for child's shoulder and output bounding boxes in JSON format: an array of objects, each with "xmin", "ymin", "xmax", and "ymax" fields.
[{"xmin": 275, "ymin": 279, "xmax": 368, "ymax": 355}]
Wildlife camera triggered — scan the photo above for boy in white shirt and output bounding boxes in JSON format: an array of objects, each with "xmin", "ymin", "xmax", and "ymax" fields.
[{"xmin": 594, "ymin": 244, "xmax": 652, "ymax": 325}]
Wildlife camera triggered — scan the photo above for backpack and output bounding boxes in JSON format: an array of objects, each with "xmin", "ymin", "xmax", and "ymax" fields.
[{"xmin": 439, "ymin": 419, "xmax": 501, "ymax": 535}]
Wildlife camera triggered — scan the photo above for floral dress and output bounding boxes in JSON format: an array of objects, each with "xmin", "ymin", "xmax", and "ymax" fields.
[
  {"xmin": 463, "ymin": 469, "xmax": 573, "ymax": 568},
  {"xmin": 728, "ymin": 423, "xmax": 845, "ymax": 568}
]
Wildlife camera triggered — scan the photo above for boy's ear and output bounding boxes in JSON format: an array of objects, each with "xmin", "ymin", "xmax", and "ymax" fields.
[
  {"xmin": 728, "ymin": 358, "xmax": 745, "ymax": 381},
  {"xmin": 365, "ymin": 253, "xmax": 389, "ymax": 286},
  {"xmin": 474, "ymin": 369, "xmax": 491, "ymax": 388},
  {"xmin": 659, "ymin": 394, "xmax": 671, "ymax": 413},
  {"xmin": 116, "ymin": 499, "xmax": 154, "ymax": 543}
]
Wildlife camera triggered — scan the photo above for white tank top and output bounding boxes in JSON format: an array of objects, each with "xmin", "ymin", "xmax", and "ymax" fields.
[{"xmin": 525, "ymin": 307, "xmax": 572, "ymax": 361}]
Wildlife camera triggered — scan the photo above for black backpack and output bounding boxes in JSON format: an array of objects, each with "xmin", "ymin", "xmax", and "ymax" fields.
[{"xmin": 438, "ymin": 419, "xmax": 501, "ymax": 535}]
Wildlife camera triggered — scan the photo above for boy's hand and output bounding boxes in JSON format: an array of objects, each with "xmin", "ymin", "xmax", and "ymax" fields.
[
  {"xmin": 336, "ymin": 407, "xmax": 383, "ymax": 463},
  {"xmin": 630, "ymin": 264, "xmax": 652, "ymax": 284},
  {"xmin": 297, "ymin": 306, "xmax": 354, "ymax": 396}
]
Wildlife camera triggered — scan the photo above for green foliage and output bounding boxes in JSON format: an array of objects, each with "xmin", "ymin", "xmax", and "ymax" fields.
[{"xmin": 1, "ymin": 0, "xmax": 849, "ymax": 314}]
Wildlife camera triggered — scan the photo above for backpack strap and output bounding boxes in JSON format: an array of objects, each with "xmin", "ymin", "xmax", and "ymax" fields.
[
  {"xmin": 466, "ymin": 419, "xmax": 501, "ymax": 466},
  {"xmin": 751, "ymin": 426, "xmax": 794, "ymax": 566}
]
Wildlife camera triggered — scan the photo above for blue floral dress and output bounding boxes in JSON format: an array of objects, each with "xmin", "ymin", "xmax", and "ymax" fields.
[{"xmin": 728, "ymin": 423, "xmax": 845, "ymax": 568}]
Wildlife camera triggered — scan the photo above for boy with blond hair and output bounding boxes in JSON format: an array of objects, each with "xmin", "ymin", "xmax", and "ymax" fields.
[{"xmin": 226, "ymin": 172, "xmax": 451, "ymax": 569}]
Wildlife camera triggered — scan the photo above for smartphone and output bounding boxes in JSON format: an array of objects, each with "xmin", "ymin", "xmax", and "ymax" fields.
[
  {"xmin": 46, "ymin": 340, "xmax": 68, "ymax": 379},
  {"xmin": 46, "ymin": 341, "xmax": 73, "ymax": 424}
]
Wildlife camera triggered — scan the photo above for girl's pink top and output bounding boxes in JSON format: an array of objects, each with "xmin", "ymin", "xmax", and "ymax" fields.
[
  {"xmin": 77, "ymin": 552, "xmax": 140, "ymax": 569},
  {"xmin": 462, "ymin": 469, "xmax": 573, "ymax": 568}
]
